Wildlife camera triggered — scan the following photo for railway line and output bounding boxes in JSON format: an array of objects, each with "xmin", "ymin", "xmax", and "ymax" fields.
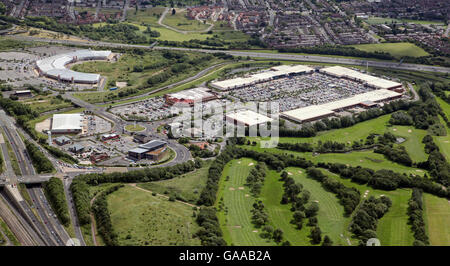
[{"xmin": 0, "ymin": 190, "xmax": 43, "ymax": 246}]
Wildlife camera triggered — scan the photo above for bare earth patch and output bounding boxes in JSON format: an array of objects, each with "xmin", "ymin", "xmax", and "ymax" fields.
[{"xmin": 229, "ymin": 187, "xmax": 235, "ymax": 191}]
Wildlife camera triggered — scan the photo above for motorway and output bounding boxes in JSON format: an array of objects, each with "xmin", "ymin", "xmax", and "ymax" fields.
[
  {"xmin": 0, "ymin": 110, "xmax": 70, "ymax": 245},
  {"xmin": 9, "ymin": 35, "xmax": 450, "ymax": 74}
]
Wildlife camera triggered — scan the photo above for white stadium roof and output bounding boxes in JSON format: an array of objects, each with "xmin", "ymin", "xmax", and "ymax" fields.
[
  {"xmin": 52, "ymin": 114, "xmax": 84, "ymax": 131},
  {"xmin": 226, "ymin": 110, "xmax": 273, "ymax": 126},
  {"xmin": 36, "ymin": 50, "xmax": 112, "ymax": 83}
]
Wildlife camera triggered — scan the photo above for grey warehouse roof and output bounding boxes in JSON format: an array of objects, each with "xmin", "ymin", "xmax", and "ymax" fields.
[{"xmin": 138, "ymin": 140, "xmax": 167, "ymax": 150}]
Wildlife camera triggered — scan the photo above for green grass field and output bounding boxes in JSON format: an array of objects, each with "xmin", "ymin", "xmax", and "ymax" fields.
[
  {"xmin": 433, "ymin": 97, "xmax": 450, "ymax": 160},
  {"xmin": 73, "ymin": 51, "xmax": 222, "ymax": 103},
  {"xmin": 423, "ymin": 193, "xmax": 450, "ymax": 246},
  {"xmin": 216, "ymin": 158, "xmax": 274, "ymax": 245},
  {"xmin": 126, "ymin": 7, "xmax": 166, "ymax": 25},
  {"xmin": 124, "ymin": 124, "xmax": 145, "ymax": 132},
  {"xmin": 137, "ymin": 160, "xmax": 212, "ymax": 204},
  {"xmin": 108, "ymin": 185, "xmax": 201, "ymax": 246},
  {"xmin": 259, "ymin": 169, "xmax": 312, "ymax": 245},
  {"xmin": 241, "ymin": 146, "xmax": 425, "ymax": 177},
  {"xmin": 163, "ymin": 9, "xmax": 210, "ymax": 31},
  {"xmin": 350, "ymin": 42, "xmax": 429, "ymax": 58},
  {"xmin": 285, "ymin": 167, "xmax": 351, "ymax": 246},
  {"xmin": 23, "ymin": 95, "xmax": 74, "ymax": 114},
  {"xmin": 364, "ymin": 16, "xmax": 444, "ymax": 25},
  {"xmin": 251, "ymin": 113, "xmax": 428, "ymax": 163},
  {"xmin": 321, "ymin": 170, "xmax": 414, "ymax": 246}
]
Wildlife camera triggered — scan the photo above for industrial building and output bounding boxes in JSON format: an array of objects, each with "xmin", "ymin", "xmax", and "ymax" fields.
[
  {"xmin": 128, "ymin": 139, "xmax": 168, "ymax": 161},
  {"xmin": 226, "ymin": 109, "xmax": 273, "ymax": 127},
  {"xmin": 164, "ymin": 87, "xmax": 217, "ymax": 106},
  {"xmin": 101, "ymin": 133, "xmax": 120, "ymax": 141},
  {"xmin": 211, "ymin": 64, "xmax": 314, "ymax": 91},
  {"xmin": 35, "ymin": 50, "xmax": 113, "ymax": 84},
  {"xmin": 281, "ymin": 89, "xmax": 402, "ymax": 123},
  {"xmin": 51, "ymin": 113, "xmax": 84, "ymax": 134},
  {"xmin": 319, "ymin": 66, "xmax": 403, "ymax": 91},
  {"xmin": 13, "ymin": 90, "xmax": 32, "ymax": 98},
  {"xmin": 54, "ymin": 136, "xmax": 71, "ymax": 146}
]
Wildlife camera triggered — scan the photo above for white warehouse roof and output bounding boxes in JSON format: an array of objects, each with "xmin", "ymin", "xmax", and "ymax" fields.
[
  {"xmin": 52, "ymin": 114, "xmax": 84, "ymax": 131},
  {"xmin": 211, "ymin": 65, "xmax": 314, "ymax": 90},
  {"xmin": 36, "ymin": 50, "xmax": 112, "ymax": 83},
  {"xmin": 282, "ymin": 105, "xmax": 335, "ymax": 123},
  {"xmin": 319, "ymin": 66, "xmax": 402, "ymax": 90},
  {"xmin": 166, "ymin": 87, "xmax": 215, "ymax": 101},
  {"xmin": 226, "ymin": 110, "xmax": 273, "ymax": 126},
  {"xmin": 281, "ymin": 89, "xmax": 402, "ymax": 123}
]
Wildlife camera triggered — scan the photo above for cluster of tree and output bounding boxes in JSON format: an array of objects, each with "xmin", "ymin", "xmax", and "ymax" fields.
[
  {"xmin": 320, "ymin": 162, "xmax": 449, "ymax": 198},
  {"xmin": 226, "ymin": 143, "xmax": 315, "ymax": 172},
  {"xmin": 408, "ymin": 85, "xmax": 448, "ymax": 132},
  {"xmin": 389, "ymin": 111, "xmax": 414, "ymax": 125},
  {"xmin": 250, "ymin": 200, "xmax": 269, "ymax": 228},
  {"xmin": 250, "ymin": 197, "xmax": 287, "ymax": 245},
  {"xmin": 277, "ymin": 142, "xmax": 314, "ymax": 152},
  {"xmin": 245, "ymin": 162, "xmax": 267, "ymax": 195},
  {"xmin": 143, "ymin": 25, "xmax": 160, "ymax": 38},
  {"xmin": 429, "ymin": 82, "xmax": 450, "ymax": 105},
  {"xmin": 0, "ymin": 97, "xmax": 38, "ymax": 120},
  {"xmin": 147, "ymin": 71, "xmax": 171, "ymax": 86},
  {"xmin": 279, "ymin": 171, "xmax": 325, "ymax": 244},
  {"xmin": 43, "ymin": 177, "xmax": 70, "ymax": 226},
  {"xmin": 153, "ymin": 36, "xmax": 265, "ymax": 50},
  {"xmin": 146, "ymin": 53, "xmax": 215, "ymax": 87},
  {"xmin": 188, "ymin": 145, "xmax": 215, "ymax": 158},
  {"xmin": 77, "ymin": 160, "xmax": 200, "ymax": 185},
  {"xmin": 280, "ymin": 172, "xmax": 316, "ymax": 228},
  {"xmin": 374, "ymin": 145, "xmax": 413, "ymax": 166},
  {"xmin": 43, "ymin": 144, "xmax": 78, "ymax": 164},
  {"xmin": 24, "ymin": 139, "xmax": 55, "ymax": 173},
  {"xmin": 417, "ymin": 136, "xmax": 450, "ymax": 186},
  {"xmin": 278, "ymin": 45, "xmax": 395, "ymax": 60},
  {"xmin": 306, "ymin": 167, "xmax": 361, "ymax": 216},
  {"xmin": 0, "ymin": 96, "xmax": 76, "ymax": 162},
  {"xmin": 69, "ymin": 177, "xmax": 91, "ymax": 225},
  {"xmin": 407, "ymin": 188, "xmax": 429, "ymax": 246},
  {"xmin": 197, "ymin": 146, "xmax": 235, "ymax": 206},
  {"xmin": 92, "ymin": 184, "xmax": 124, "ymax": 246},
  {"xmin": 422, "ymin": 135, "xmax": 438, "ymax": 155},
  {"xmin": 276, "ymin": 132, "xmax": 399, "ymax": 155},
  {"xmin": 195, "ymin": 207, "xmax": 226, "ymax": 246},
  {"xmin": 350, "ymin": 196, "xmax": 392, "ymax": 245}
]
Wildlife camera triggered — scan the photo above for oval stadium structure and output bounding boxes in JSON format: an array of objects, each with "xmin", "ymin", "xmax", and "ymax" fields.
[{"xmin": 35, "ymin": 50, "xmax": 112, "ymax": 84}]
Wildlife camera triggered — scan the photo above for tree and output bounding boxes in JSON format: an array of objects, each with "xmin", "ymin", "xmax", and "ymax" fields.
[
  {"xmin": 305, "ymin": 202, "xmax": 319, "ymax": 217},
  {"xmin": 172, "ymin": 8, "xmax": 176, "ymax": 15},
  {"xmin": 273, "ymin": 229, "xmax": 283, "ymax": 243},
  {"xmin": 0, "ymin": 3, "xmax": 5, "ymax": 15},
  {"xmin": 321, "ymin": 235, "xmax": 333, "ymax": 246},
  {"xmin": 310, "ymin": 226, "xmax": 322, "ymax": 244}
]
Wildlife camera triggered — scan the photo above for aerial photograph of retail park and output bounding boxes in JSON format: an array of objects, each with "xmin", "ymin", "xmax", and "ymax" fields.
[{"xmin": 0, "ymin": 0, "xmax": 448, "ymax": 252}]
